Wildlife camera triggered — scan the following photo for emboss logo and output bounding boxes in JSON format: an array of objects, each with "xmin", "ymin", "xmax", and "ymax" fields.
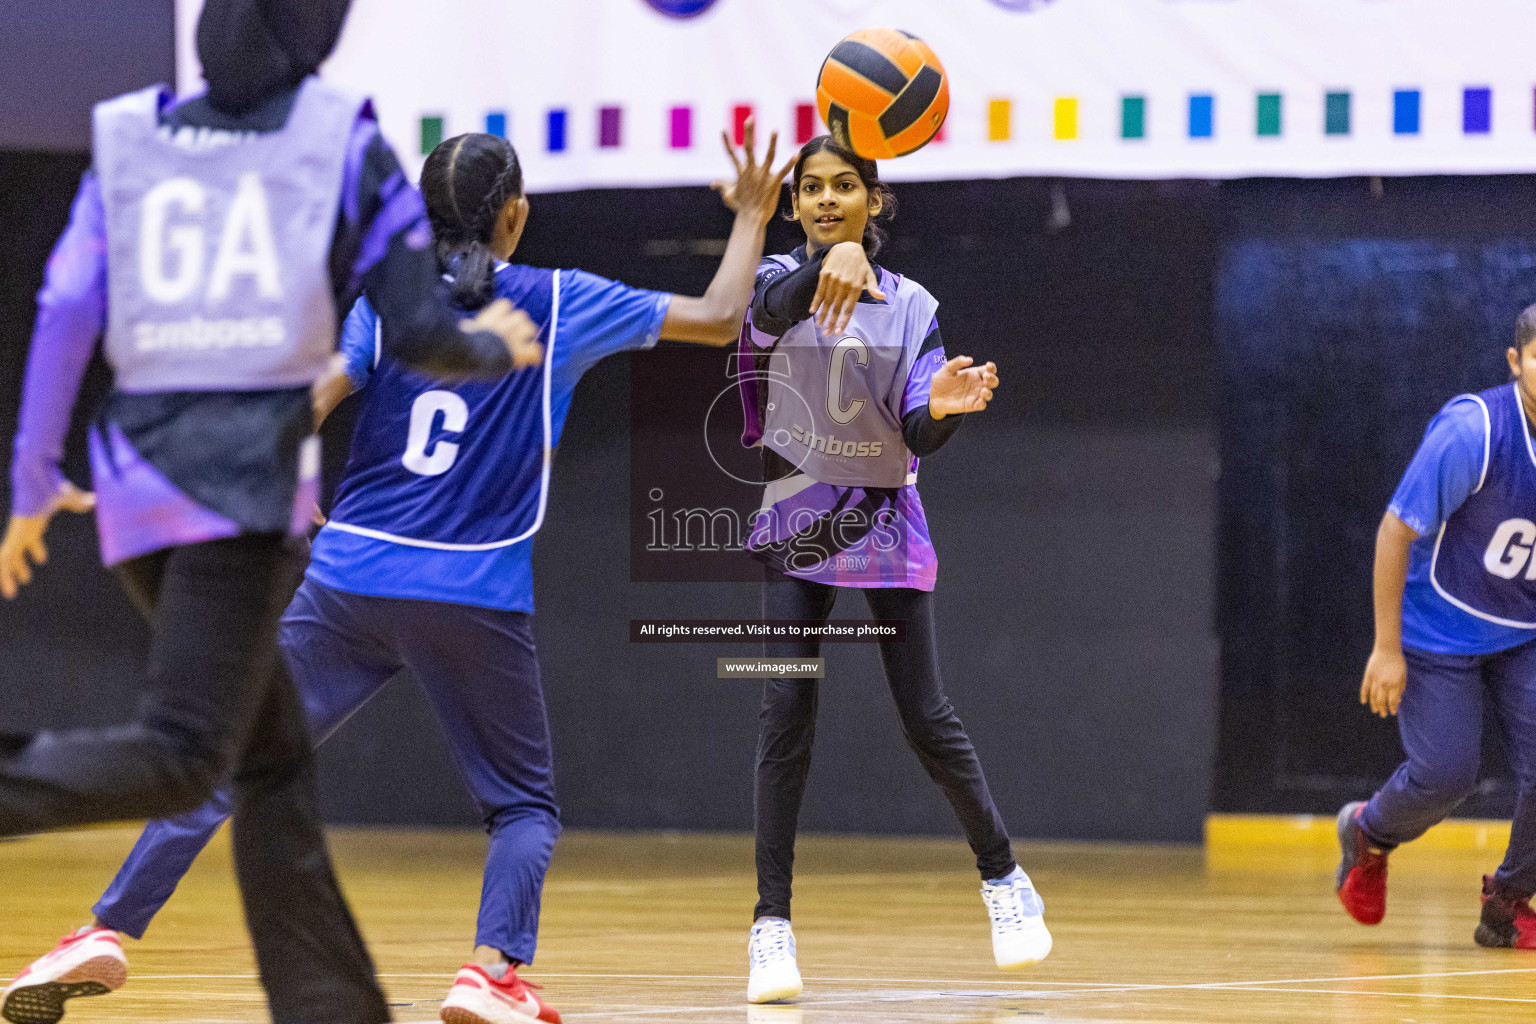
[
  {"xmin": 1484, "ymin": 518, "xmax": 1536, "ymax": 579},
  {"xmin": 789, "ymin": 425, "xmax": 883, "ymax": 459},
  {"xmin": 989, "ymin": 0, "xmax": 1060, "ymax": 11}
]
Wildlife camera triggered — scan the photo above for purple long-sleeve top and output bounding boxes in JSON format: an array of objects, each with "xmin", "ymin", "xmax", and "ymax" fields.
[{"xmin": 10, "ymin": 85, "xmax": 510, "ymax": 564}]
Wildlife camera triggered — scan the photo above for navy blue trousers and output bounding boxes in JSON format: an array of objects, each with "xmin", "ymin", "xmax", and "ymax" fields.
[
  {"xmin": 92, "ymin": 577, "xmax": 560, "ymax": 963},
  {"xmin": 1361, "ymin": 639, "xmax": 1536, "ymax": 896}
]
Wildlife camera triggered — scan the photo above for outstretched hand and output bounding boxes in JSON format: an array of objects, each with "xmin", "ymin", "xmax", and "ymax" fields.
[
  {"xmin": 710, "ymin": 118, "xmax": 797, "ymax": 224},
  {"xmin": 0, "ymin": 481, "xmax": 95, "ymax": 599},
  {"xmin": 928, "ymin": 356, "xmax": 999, "ymax": 417},
  {"xmin": 463, "ymin": 298, "xmax": 544, "ymax": 370}
]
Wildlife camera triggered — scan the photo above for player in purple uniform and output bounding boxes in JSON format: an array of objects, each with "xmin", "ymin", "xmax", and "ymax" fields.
[
  {"xmin": 735, "ymin": 137, "xmax": 1047, "ymax": 1004},
  {"xmin": 6, "ymin": 126, "xmax": 792, "ymax": 1024},
  {"xmin": 1337, "ymin": 305, "xmax": 1536, "ymax": 949},
  {"xmin": 0, "ymin": 4, "xmax": 541, "ymax": 1024}
]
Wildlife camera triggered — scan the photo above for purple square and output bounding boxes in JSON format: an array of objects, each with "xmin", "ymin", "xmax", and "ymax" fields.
[
  {"xmin": 599, "ymin": 106, "xmax": 623, "ymax": 148},
  {"xmin": 669, "ymin": 106, "xmax": 692, "ymax": 149},
  {"xmin": 1464, "ymin": 87, "xmax": 1492, "ymax": 134}
]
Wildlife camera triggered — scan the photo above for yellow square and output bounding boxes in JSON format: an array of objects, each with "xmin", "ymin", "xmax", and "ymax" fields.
[
  {"xmin": 988, "ymin": 99, "xmax": 1012, "ymax": 142},
  {"xmin": 1054, "ymin": 97, "xmax": 1079, "ymax": 141}
]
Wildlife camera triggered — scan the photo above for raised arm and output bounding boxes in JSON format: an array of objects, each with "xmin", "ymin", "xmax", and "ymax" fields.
[{"xmin": 660, "ymin": 121, "xmax": 795, "ymax": 346}]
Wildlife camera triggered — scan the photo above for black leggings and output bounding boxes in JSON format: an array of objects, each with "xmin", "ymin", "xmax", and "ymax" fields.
[
  {"xmin": 753, "ymin": 569, "xmax": 1017, "ymax": 921},
  {"xmin": 0, "ymin": 535, "xmax": 388, "ymax": 1024}
]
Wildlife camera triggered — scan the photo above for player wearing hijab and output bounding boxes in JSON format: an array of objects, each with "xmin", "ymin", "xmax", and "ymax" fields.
[
  {"xmin": 735, "ymin": 136, "xmax": 1048, "ymax": 1004},
  {"xmin": 6, "ymin": 127, "xmax": 792, "ymax": 1024},
  {"xmin": 0, "ymin": 3, "xmax": 540, "ymax": 1023}
]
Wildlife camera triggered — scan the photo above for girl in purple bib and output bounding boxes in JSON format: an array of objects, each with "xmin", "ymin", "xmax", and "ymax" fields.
[{"xmin": 736, "ymin": 136, "xmax": 1050, "ymax": 1004}]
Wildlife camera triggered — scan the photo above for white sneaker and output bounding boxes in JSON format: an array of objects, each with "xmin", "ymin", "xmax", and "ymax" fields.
[
  {"xmin": 1, "ymin": 927, "xmax": 127, "ymax": 1024},
  {"xmin": 746, "ymin": 917, "xmax": 803, "ymax": 1004},
  {"xmin": 981, "ymin": 869, "xmax": 1053, "ymax": 969}
]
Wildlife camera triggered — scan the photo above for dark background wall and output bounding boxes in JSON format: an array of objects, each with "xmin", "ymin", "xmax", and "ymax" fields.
[{"xmin": 0, "ymin": 0, "xmax": 176, "ymax": 152}]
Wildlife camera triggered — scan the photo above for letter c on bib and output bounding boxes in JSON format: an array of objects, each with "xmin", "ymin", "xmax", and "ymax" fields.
[
  {"xmin": 1484, "ymin": 518, "xmax": 1536, "ymax": 579},
  {"xmin": 827, "ymin": 337, "xmax": 868, "ymax": 425},
  {"xmin": 402, "ymin": 390, "xmax": 469, "ymax": 477}
]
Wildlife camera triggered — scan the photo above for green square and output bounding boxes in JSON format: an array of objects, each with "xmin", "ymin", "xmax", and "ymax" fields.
[
  {"xmin": 1121, "ymin": 95, "xmax": 1146, "ymax": 139},
  {"xmin": 1256, "ymin": 93, "xmax": 1282, "ymax": 137},
  {"xmin": 1325, "ymin": 91, "xmax": 1351, "ymax": 136},
  {"xmin": 420, "ymin": 115, "xmax": 444, "ymax": 155}
]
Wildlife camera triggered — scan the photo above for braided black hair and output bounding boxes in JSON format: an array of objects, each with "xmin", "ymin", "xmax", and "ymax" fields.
[
  {"xmin": 420, "ymin": 133, "xmax": 525, "ymax": 309},
  {"xmin": 787, "ymin": 135, "xmax": 896, "ymax": 258}
]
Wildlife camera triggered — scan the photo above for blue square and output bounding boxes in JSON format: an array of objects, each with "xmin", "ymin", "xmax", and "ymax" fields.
[
  {"xmin": 1464, "ymin": 87, "xmax": 1492, "ymax": 134},
  {"xmin": 486, "ymin": 112, "xmax": 507, "ymax": 138},
  {"xmin": 1189, "ymin": 94, "xmax": 1214, "ymax": 138},
  {"xmin": 547, "ymin": 109, "xmax": 567, "ymax": 152},
  {"xmin": 1393, "ymin": 90, "xmax": 1420, "ymax": 135}
]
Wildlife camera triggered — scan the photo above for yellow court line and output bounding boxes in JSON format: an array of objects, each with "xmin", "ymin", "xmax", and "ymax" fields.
[{"xmin": 1206, "ymin": 813, "xmax": 1511, "ymax": 851}]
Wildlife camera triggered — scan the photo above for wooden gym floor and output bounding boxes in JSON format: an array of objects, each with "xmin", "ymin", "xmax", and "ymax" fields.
[{"xmin": 1, "ymin": 825, "xmax": 1532, "ymax": 1023}]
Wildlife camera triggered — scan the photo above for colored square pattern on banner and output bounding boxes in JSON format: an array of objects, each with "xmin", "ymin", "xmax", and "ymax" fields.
[
  {"xmin": 420, "ymin": 115, "xmax": 443, "ymax": 155},
  {"xmin": 989, "ymin": 99, "xmax": 1012, "ymax": 142},
  {"xmin": 1054, "ymin": 97, "xmax": 1078, "ymax": 140},
  {"xmin": 669, "ymin": 106, "xmax": 691, "ymax": 149},
  {"xmin": 795, "ymin": 103, "xmax": 817, "ymax": 144},
  {"xmin": 1189, "ymin": 94, "xmax": 1213, "ymax": 138},
  {"xmin": 439, "ymin": 83, "xmax": 1530, "ymax": 165},
  {"xmin": 1325, "ymin": 92, "xmax": 1350, "ymax": 136},
  {"xmin": 1121, "ymin": 96, "xmax": 1145, "ymax": 139},
  {"xmin": 547, "ymin": 109, "xmax": 567, "ymax": 153},
  {"xmin": 1394, "ymin": 90, "xmax": 1421, "ymax": 135},
  {"xmin": 1464, "ymin": 87, "xmax": 1492, "ymax": 134},
  {"xmin": 1256, "ymin": 93, "xmax": 1281, "ymax": 137},
  {"xmin": 600, "ymin": 107, "xmax": 623, "ymax": 148}
]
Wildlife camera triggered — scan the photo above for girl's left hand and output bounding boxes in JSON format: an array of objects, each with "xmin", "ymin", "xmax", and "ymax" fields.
[
  {"xmin": 928, "ymin": 356, "xmax": 999, "ymax": 418},
  {"xmin": 0, "ymin": 481, "xmax": 95, "ymax": 599}
]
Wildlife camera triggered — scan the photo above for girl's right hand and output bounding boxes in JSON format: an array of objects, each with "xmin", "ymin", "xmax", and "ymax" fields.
[
  {"xmin": 811, "ymin": 241, "xmax": 886, "ymax": 334},
  {"xmin": 1360, "ymin": 645, "xmax": 1408, "ymax": 717}
]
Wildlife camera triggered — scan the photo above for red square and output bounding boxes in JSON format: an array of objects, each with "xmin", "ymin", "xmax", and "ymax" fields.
[
  {"xmin": 733, "ymin": 105, "xmax": 753, "ymax": 145},
  {"xmin": 795, "ymin": 103, "xmax": 818, "ymax": 144}
]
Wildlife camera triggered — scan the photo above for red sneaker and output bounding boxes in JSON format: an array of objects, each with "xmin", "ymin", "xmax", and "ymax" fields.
[
  {"xmin": 440, "ymin": 964, "xmax": 560, "ymax": 1024},
  {"xmin": 1476, "ymin": 875, "xmax": 1536, "ymax": 949},
  {"xmin": 1335, "ymin": 801, "xmax": 1390, "ymax": 925},
  {"xmin": 1, "ymin": 927, "xmax": 127, "ymax": 1024}
]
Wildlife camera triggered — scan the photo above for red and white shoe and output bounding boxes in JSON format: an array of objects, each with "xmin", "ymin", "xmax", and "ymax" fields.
[
  {"xmin": 1, "ymin": 927, "xmax": 127, "ymax": 1024},
  {"xmin": 440, "ymin": 964, "xmax": 560, "ymax": 1024}
]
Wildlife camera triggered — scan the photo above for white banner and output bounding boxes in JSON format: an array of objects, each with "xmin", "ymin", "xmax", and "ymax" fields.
[{"xmin": 176, "ymin": 0, "xmax": 1536, "ymax": 191}]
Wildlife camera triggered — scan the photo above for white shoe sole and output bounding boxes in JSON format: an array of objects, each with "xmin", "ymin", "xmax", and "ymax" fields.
[
  {"xmin": 2, "ymin": 955, "xmax": 127, "ymax": 1024},
  {"xmin": 746, "ymin": 969, "xmax": 803, "ymax": 1004},
  {"xmin": 747, "ymin": 984, "xmax": 803, "ymax": 1004},
  {"xmin": 995, "ymin": 920, "xmax": 1053, "ymax": 969}
]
